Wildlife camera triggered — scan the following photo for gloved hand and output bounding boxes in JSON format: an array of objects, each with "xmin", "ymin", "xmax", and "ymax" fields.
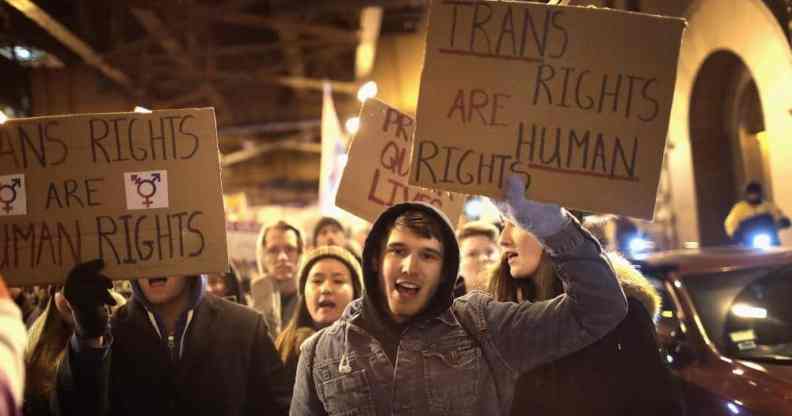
[
  {"xmin": 489, "ymin": 175, "xmax": 570, "ymax": 239},
  {"xmin": 778, "ymin": 217, "xmax": 791, "ymax": 229},
  {"xmin": 63, "ymin": 259, "xmax": 117, "ymax": 339}
]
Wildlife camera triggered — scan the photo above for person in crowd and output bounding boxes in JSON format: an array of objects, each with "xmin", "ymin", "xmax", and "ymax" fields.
[
  {"xmin": 0, "ymin": 273, "xmax": 27, "ymax": 416},
  {"xmin": 252, "ymin": 221, "xmax": 304, "ymax": 337},
  {"xmin": 24, "ymin": 286, "xmax": 124, "ymax": 416},
  {"xmin": 455, "ymin": 220, "xmax": 501, "ymax": 296},
  {"xmin": 53, "ymin": 260, "xmax": 290, "ymax": 415},
  {"xmin": 490, "ymin": 222, "xmax": 679, "ymax": 415},
  {"xmin": 313, "ymin": 217, "xmax": 364, "ymax": 266},
  {"xmin": 9, "ymin": 288, "xmax": 42, "ymax": 328},
  {"xmin": 313, "ymin": 217, "xmax": 348, "ymax": 248},
  {"xmin": 275, "ymin": 246, "xmax": 363, "ymax": 385},
  {"xmin": 205, "ymin": 265, "xmax": 249, "ymax": 305},
  {"xmin": 725, "ymin": 181, "xmax": 790, "ymax": 247},
  {"xmin": 290, "ymin": 176, "xmax": 628, "ymax": 415}
]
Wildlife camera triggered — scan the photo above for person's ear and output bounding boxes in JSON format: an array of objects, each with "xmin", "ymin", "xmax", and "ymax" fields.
[{"xmin": 54, "ymin": 292, "xmax": 75, "ymax": 325}]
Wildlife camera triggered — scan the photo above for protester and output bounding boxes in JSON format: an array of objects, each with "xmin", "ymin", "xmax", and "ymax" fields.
[
  {"xmin": 313, "ymin": 217, "xmax": 348, "ymax": 248},
  {"xmin": 725, "ymin": 181, "xmax": 790, "ymax": 247},
  {"xmin": 53, "ymin": 260, "xmax": 290, "ymax": 415},
  {"xmin": 489, "ymin": 223, "xmax": 679, "ymax": 415},
  {"xmin": 276, "ymin": 246, "xmax": 363, "ymax": 385},
  {"xmin": 0, "ymin": 274, "xmax": 27, "ymax": 416},
  {"xmin": 9, "ymin": 288, "xmax": 41, "ymax": 329},
  {"xmin": 24, "ymin": 287, "xmax": 124, "ymax": 416},
  {"xmin": 290, "ymin": 176, "xmax": 627, "ymax": 415},
  {"xmin": 252, "ymin": 221, "xmax": 304, "ymax": 337},
  {"xmin": 456, "ymin": 220, "xmax": 501, "ymax": 296},
  {"xmin": 205, "ymin": 265, "xmax": 249, "ymax": 305}
]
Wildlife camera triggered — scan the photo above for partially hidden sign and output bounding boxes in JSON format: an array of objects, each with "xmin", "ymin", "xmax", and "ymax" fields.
[
  {"xmin": 337, "ymin": 99, "xmax": 464, "ymax": 225},
  {"xmin": 408, "ymin": 1, "xmax": 686, "ymax": 220},
  {"xmin": 0, "ymin": 108, "xmax": 228, "ymax": 285}
]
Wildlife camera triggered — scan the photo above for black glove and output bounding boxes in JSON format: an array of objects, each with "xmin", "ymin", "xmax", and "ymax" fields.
[
  {"xmin": 63, "ymin": 259, "xmax": 117, "ymax": 339},
  {"xmin": 778, "ymin": 217, "xmax": 791, "ymax": 229}
]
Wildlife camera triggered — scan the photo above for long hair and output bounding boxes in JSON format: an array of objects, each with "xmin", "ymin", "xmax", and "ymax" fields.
[
  {"xmin": 487, "ymin": 250, "xmax": 563, "ymax": 302},
  {"xmin": 24, "ymin": 296, "xmax": 72, "ymax": 409},
  {"xmin": 275, "ymin": 298, "xmax": 317, "ymax": 364},
  {"xmin": 275, "ymin": 248, "xmax": 363, "ymax": 365}
]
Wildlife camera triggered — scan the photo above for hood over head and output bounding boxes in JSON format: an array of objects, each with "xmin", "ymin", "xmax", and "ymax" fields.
[{"xmin": 360, "ymin": 202, "xmax": 460, "ymax": 327}]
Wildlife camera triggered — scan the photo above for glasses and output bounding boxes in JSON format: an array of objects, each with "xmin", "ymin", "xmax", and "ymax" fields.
[{"xmin": 264, "ymin": 245, "xmax": 299, "ymax": 259}]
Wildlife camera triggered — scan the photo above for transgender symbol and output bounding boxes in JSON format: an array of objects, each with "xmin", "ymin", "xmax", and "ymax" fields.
[
  {"xmin": 124, "ymin": 170, "xmax": 169, "ymax": 210},
  {"xmin": 0, "ymin": 177, "xmax": 21, "ymax": 213},
  {"xmin": 130, "ymin": 173, "xmax": 161, "ymax": 207},
  {"xmin": 0, "ymin": 175, "xmax": 26, "ymax": 216}
]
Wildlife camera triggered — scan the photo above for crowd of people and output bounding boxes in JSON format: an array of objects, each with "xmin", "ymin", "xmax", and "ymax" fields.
[{"xmin": 0, "ymin": 175, "xmax": 681, "ymax": 416}]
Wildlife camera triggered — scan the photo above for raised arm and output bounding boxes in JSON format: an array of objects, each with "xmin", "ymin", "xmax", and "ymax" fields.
[{"xmin": 483, "ymin": 176, "xmax": 627, "ymax": 373}]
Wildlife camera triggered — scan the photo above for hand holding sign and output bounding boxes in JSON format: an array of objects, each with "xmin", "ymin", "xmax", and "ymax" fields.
[
  {"xmin": 63, "ymin": 259, "xmax": 116, "ymax": 339},
  {"xmin": 491, "ymin": 175, "xmax": 568, "ymax": 239}
]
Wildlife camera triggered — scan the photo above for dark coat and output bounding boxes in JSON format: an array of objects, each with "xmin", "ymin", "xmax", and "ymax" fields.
[
  {"xmin": 510, "ymin": 262, "xmax": 680, "ymax": 416},
  {"xmin": 53, "ymin": 294, "xmax": 290, "ymax": 416}
]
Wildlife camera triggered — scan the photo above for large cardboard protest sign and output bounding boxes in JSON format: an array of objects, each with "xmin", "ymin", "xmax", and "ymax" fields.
[
  {"xmin": 0, "ymin": 108, "xmax": 227, "ymax": 285},
  {"xmin": 337, "ymin": 99, "xmax": 464, "ymax": 224},
  {"xmin": 409, "ymin": 1, "xmax": 685, "ymax": 219}
]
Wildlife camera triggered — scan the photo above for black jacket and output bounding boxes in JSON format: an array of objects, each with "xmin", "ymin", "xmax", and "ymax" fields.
[
  {"xmin": 53, "ymin": 292, "xmax": 290, "ymax": 416},
  {"xmin": 510, "ymin": 259, "xmax": 680, "ymax": 416}
]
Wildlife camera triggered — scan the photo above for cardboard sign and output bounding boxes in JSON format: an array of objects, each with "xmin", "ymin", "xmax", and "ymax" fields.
[
  {"xmin": 409, "ymin": 1, "xmax": 686, "ymax": 219},
  {"xmin": 0, "ymin": 108, "xmax": 228, "ymax": 285},
  {"xmin": 337, "ymin": 99, "xmax": 464, "ymax": 224}
]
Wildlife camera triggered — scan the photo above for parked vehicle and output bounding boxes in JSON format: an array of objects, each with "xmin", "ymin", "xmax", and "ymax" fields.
[{"xmin": 633, "ymin": 247, "xmax": 792, "ymax": 416}]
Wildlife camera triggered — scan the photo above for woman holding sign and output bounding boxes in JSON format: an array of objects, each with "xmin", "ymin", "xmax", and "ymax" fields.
[{"xmin": 488, "ymin": 219, "xmax": 679, "ymax": 415}]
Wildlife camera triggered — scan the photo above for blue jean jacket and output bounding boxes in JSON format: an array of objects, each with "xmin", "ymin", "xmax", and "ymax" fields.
[{"xmin": 290, "ymin": 220, "xmax": 627, "ymax": 416}]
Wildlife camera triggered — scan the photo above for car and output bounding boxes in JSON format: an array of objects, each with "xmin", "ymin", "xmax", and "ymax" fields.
[{"xmin": 631, "ymin": 247, "xmax": 792, "ymax": 416}]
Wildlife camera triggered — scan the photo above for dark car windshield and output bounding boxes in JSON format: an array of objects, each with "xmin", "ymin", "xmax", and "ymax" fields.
[{"xmin": 684, "ymin": 266, "xmax": 792, "ymax": 364}]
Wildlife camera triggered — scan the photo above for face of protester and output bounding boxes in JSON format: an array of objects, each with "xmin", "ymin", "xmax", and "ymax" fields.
[
  {"xmin": 316, "ymin": 224, "xmax": 346, "ymax": 247},
  {"xmin": 499, "ymin": 221, "xmax": 543, "ymax": 279},
  {"xmin": 138, "ymin": 276, "xmax": 189, "ymax": 305},
  {"xmin": 379, "ymin": 226, "xmax": 444, "ymax": 323},
  {"xmin": 263, "ymin": 228, "xmax": 300, "ymax": 293},
  {"xmin": 305, "ymin": 258, "xmax": 356, "ymax": 326},
  {"xmin": 460, "ymin": 235, "xmax": 499, "ymax": 288},
  {"xmin": 746, "ymin": 191, "xmax": 762, "ymax": 205},
  {"xmin": 206, "ymin": 274, "xmax": 228, "ymax": 298}
]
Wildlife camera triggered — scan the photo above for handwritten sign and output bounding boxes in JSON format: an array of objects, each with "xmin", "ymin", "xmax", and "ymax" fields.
[
  {"xmin": 409, "ymin": 1, "xmax": 685, "ymax": 219},
  {"xmin": 337, "ymin": 99, "xmax": 464, "ymax": 224},
  {"xmin": 0, "ymin": 108, "xmax": 228, "ymax": 285}
]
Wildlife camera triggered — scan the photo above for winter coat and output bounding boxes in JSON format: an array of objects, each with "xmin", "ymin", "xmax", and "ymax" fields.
[
  {"xmin": 510, "ymin": 255, "xmax": 680, "ymax": 415},
  {"xmin": 52, "ymin": 278, "xmax": 291, "ymax": 416},
  {"xmin": 290, "ymin": 202, "xmax": 628, "ymax": 416}
]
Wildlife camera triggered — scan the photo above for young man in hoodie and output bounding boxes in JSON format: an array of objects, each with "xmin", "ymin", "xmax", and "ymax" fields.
[
  {"xmin": 53, "ymin": 260, "xmax": 291, "ymax": 416},
  {"xmin": 290, "ymin": 176, "xmax": 629, "ymax": 415}
]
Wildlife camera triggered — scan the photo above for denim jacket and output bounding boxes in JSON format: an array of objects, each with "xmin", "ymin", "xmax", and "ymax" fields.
[{"xmin": 290, "ymin": 216, "xmax": 628, "ymax": 416}]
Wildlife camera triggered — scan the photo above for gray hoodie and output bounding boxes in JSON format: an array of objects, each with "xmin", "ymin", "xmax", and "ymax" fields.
[{"xmin": 290, "ymin": 202, "xmax": 627, "ymax": 416}]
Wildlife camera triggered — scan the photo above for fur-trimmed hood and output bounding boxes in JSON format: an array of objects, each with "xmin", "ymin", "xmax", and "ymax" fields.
[{"xmin": 608, "ymin": 253, "xmax": 661, "ymax": 319}]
